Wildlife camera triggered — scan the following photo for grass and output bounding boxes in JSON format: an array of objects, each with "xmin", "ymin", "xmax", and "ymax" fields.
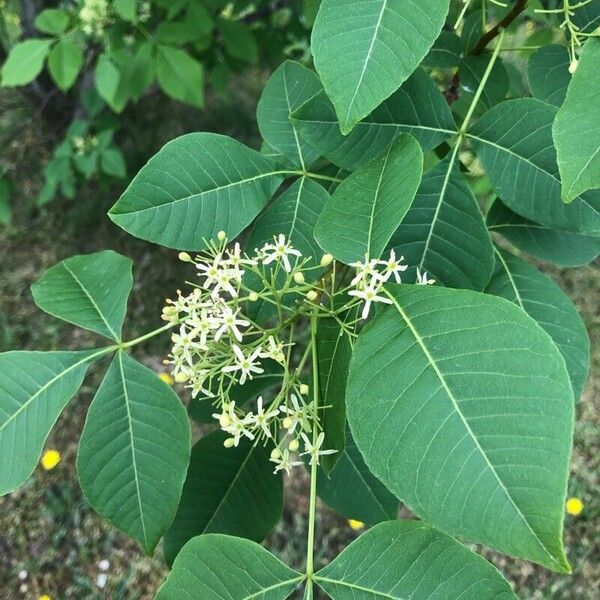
[{"xmin": 0, "ymin": 81, "xmax": 598, "ymax": 599}]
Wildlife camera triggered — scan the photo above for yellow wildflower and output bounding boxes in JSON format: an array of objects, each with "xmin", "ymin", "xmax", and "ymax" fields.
[
  {"xmin": 39, "ymin": 595, "xmax": 53, "ymax": 600},
  {"xmin": 158, "ymin": 372, "xmax": 175, "ymax": 386},
  {"xmin": 348, "ymin": 519, "xmax": 365, "ymax": 531},
  {"xmin": 40, "ymin": 450, "xmax": 61, "ymax": 471},
  {"xmin": 566, "ymin": 497, "xmax": 584, "ymax": 516}
]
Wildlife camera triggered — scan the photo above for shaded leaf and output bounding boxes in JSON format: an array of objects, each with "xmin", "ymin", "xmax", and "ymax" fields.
[
  {"xmin": 486, "ymin": 248, "xmax": 590, "ymax": 400},
  {"xmin": 486, "ymin": 198, "xmax": 600, "ymax": 267},
  {"xmin": 528, "ymin": 44, "xmax": 571, "ymax": 108},
  {"xmin": 48, "ymin": 38, "xmax": 84, "ymax": 92},
  {"xmin": 35, "ymin": 9, "xmax": 69, "ymax": 34},
  {"xmin": 163, "ymin": 431, "xmax": 283, "ymax": 566},
  {"xmin": 155, "ymin": 45, "xmax": 204, "ymax": 108},
  {"xmin": 389, "ymin": 155, "xmax": 494, "ymax": 290},
  {"xmin": 292, "ymin": 68, "xmax": 456, "ymax": 171},
  {"xmin": 1, "ymin": 39, "xmax": 53, "ymax": 87}
]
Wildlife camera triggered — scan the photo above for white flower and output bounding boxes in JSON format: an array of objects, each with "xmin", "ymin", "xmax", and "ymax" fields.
[
  {"xmin": 350, "ymin": 255, "xmax": 380, "ymax": 287},
  {"xmin": 213, "ymin": 306, "xmax": 250, "ymax": 342},
  {"xmin": 279, "ymin": 394, "xmax": 311, "ymax": 433},
  {"xmin": 416, "ymin": 268, "xmax": 435, "ymax": 286},
  {"xmin": 225, "ymin": 413, "xmax": 256, "ymax": 446},
  {"xmin": 376, "ymin": 249, "xmax": 407, "ymax": 284},
  {"xmin": 98, "ymin": 559, "xmax": 110, "ymax": 572},
  {"xmin": 186, "ymin": 370, "xmax": 214, "ymax": 399},
  {"xmin": 221, "ymin": 344, "xmax": 264, "ymax": 384},
  {"xmin": 260, "ymin": 335, "xmax": 286, "ymax": 364},
  {"xmin": 213, "ymin": 402, "xmax": 235, "ymax": 429},
  {"xmin": 260, "ymin": 234, "xmax": 302, "ymax": 272},
  {"xmin": 225, "ymin": 242, "xmax": 257, "ymax": 269},
  {"xmin": 249, "ymin": 396, "xmax": 279, "ymax": 438},
  {"xmin": 300, "ymin": 432, "xmax": 337, "ymax": 466},
  {"xmin": 348, "ymin": 281, "xmax": 392, "ymax": 320},
  {"xmin": 97, "ymin": 573, "xmax": 108, "ymax": 589},
  {"xmin": 171, "ymin": 325, "xmax": 205, "ymax": 364},
  {"xmin": 269, "ymin": 448, "xmax": 303, "ymax": 475}
]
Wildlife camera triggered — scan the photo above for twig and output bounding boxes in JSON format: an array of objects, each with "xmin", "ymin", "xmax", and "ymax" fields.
[{"xmin": 470, "ymin": 0, "xmax": 528, "ymax": 54}]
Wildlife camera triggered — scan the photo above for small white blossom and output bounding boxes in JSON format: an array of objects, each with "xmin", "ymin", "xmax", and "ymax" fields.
[
  {"xmin": 300, "ymin": 432, "xmax": 337, "ymax": 466},
  {"xmin": 214, "ymin": 306, "xmax": 250, "ymax": 342},
  {"xmin": 270, "ymin": 448, "xmax": 303, "ymax": 475},
  {"xmin": 98, "ymin": 559, "xmax": 110, "ymax": 571},
  {"xmin": 260, "ymin": 335, "xmax": 286, "ymax": 363},
  {"xmin": 279, "ymin": 394, "xmax": 311, "ymax": 433},
  {"xmin": 348, "ymin": 281, "xmax": 392, "ymax": 320},
  {"xmin": 416, "ymin": 268, "xmax": 435, "ymax": 286},
  {"xmin": 221, "ymin": 344, "xmax": 264, "ymax": 384},
  {"xmin": 249, "ymin": 397, "xmax": 280, "ymax": 438},
  {"xmin": 376, "ymin": 249, "xmax": 407, "ymax": 284},
  {"xmin": 350, "ymin": 255, "xmax": 380, "ymax": 287},
  {"xmin": 260, "ymin": 234, "xmax": 302, "ymax": 272}
]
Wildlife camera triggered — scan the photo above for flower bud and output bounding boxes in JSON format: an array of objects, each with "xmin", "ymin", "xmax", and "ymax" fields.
[
  {"xmin": 219, "ymin": 413, "xmax": 231, "ymax": 428},
  {"xmin": 270, "ymin": 447, "xmax": 282, "ymax": 460},
  {"xmin": 306, "ymin": 290, "xmax": 318, "ymax": 302},
  {"xmin": 223, "ymin": 438, "xmax": 236, "ymax": 448},
  {"xmin": 569, "ymin": 59, "xmax": 579, "ymax": 74},
  {"xmin": 282, "ymin": 417, "xmax": 294, "ymax": 430},
  {"xmin": 217, "ymin": 230, "xmax": 227, "ymax": 241},
  {"xmin": 288, "ymin": 439, "xmax": 300, "ymax": 452},
  {"xmin": 248, "ymin": 291, "xmax": 259, "ymax": 302},
  {"xmin": 174, "ymin": 372, "xmax": 189, "ymax": 383},
  {"xmin": 178, "ymin": 252, "xmax": 192, "ymax": 262},
  {"xmin": 320, "ymin": 253, "xmax": 334, "ymax": 267},
  {"xmin": 293, "ymin": 271, "xmax": 305, "ymax": 284},
  {"xmin": 300, "ymin": 384, "xmax": 309, "ymax": 395}
]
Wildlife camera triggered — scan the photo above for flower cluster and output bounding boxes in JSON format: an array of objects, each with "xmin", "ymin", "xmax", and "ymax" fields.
[
  {"xmin": 163, "ymin": 233, "xmax": 335, "ymax": 475},
  {"xmin": 79, "ymin": 0, "xmax": 110, "ymax": 37},
  {"xmin": 348, "ymin": 250, "xmax": 434, "ymax": 319}
]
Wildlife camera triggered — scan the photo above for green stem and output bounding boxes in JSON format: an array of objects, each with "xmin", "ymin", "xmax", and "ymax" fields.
[
  {"xmin": 119, "ymin": 322, "xmax": 177, "ymax": 350},
  {"xmin": 305, "ymin": 314, "xmax": 320, "ymax": 589},
  {"xmin": 459, "ymin": 29, "xmax": 507, "ymax": 135}
]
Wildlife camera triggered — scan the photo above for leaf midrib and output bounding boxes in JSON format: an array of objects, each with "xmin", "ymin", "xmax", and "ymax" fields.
[
  {"xmin": 384, "ymin": 290, "xmax": 561, "ymax": 568},
  {"xmin": 62, "ymin": 262, "xmax": 119, "ymax": 340},
  {"xmin": 315, "ymin": 575, "xmax": 405, "ymax": 599},
  {"xmin": 366, "ymin": 144, "xmax": 394, "ymax": 255}
]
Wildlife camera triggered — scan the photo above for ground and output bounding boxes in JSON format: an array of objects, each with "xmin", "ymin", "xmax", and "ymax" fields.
[{"xmin": 0, "ymin": 83, "xmax": 598, "ymax": 599}]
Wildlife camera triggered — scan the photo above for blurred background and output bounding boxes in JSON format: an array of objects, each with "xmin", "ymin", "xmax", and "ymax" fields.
[{"xmin": 0, "ymin": 1, "xmax": 598, "ymax": 598}]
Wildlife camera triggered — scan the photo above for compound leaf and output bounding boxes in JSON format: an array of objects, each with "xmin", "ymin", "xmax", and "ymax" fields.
[{"xmin": 528, "ymin": 44, "xmax": 571, "ymax": 108}]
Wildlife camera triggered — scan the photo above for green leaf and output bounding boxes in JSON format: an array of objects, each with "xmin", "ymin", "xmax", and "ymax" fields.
[
  {"xmin": 389, "ymin": 155, "xmax": 495, "ymax": 291},
  {"xmin": 292, "ymin": 68, "xmax": 456, "ymax": 171},
  {"xmin": 31, "ymin": 251, "xmax": 133, "ymax": 341},
  {"xmin": 459, "ymin": 54, "xmax": 508, "ymax": 112},
  {"xmin": 317, "ymin": 427, "xmax": 397, "ymax": 524},
  {"xmin": 528, "ymin": 44, "xmax": 571, "ymax": 108},
  {"xmin": 553, "ymin": 38, "xmax": 600, "ymax": 201},
  {"xmin": 101, "ymin": 147, "xmax": 127, "ymax": 178},
  {"xmin": 114, "ymin": 0, "xmax": 137, "ymax": 22},
  {"xmin": 77, "ymin": 352, "xmax": 191, "ymax": 554},
  {"xmin": 423, "ymin": 31, "xmax": 464, "ymax": 68},
  {"xmin": 0, "ymin": 178, "xmax": 10, "ymax": 225},
  {"xmin": 346, "ymin": 284, "xmax": 574, "ymax": 572},
  {"xmin": 109, "ymin": 133, "xmax": 285, "ymax": 250},
  {"xmin": 311, "ymin": 0, "xmax": 451, "ymax": 133},
  {"xmin": 486, "ymin": 198, "xmax": 600, "ymax": 267},
  {"xmin": 0, "ymin": 350, "xmax": 99, "ymax": 495},
  {"xmin": 468, "ymin": 98, "xmax": 600, "ymax": 234},
  {"xmin": 155, "ymin": 45, "xmax": 204, "ymax": 108},
  {"xmin": 156, "ymin": 534, "xmax": 302, "ymax": 600},
  {"xmin": 47, "ymin": 38, "xmax": 84, "ymax": 92},
  {"xmin": 1, "ymin": 39, "xmax": 53, "ymax": 87},
  {"xmin": 315, "ymin": 135, "xmax": 423, "ymax": 264},
  {"xmin": 317, "ymin": 313, "xmax": 354, "ymax": 474},
  {"xmin": 257, "ymin": 61, "xmax": 322, "ymax": 169},
  {"xmin": 129, "ymin": 41, "xmax": 154, "ymax": 101},
  {"xmin": 486, "ymin": 248, "xmax": 590, "ymax": 400},
  {"xmin": 163, "ymin": 431, "xmax": 283, "ymax": 566},
  {"xmin": 315, "ymin": 520, "xmax": 517, "ymax": 599},
  {"xmin": 34, "ymin": 9, "xmax": 70, "ymax": 34},
  {"xmin": 95, "ymin": 54, "xmax": 126, "ymax": 112},
  {"xmin": 572, "ymin": 0, "xmax": 600, "ymax": 32},
  {"xmin": 218, "ymin": 18, "xmax": 259, "ymax": 64}
]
